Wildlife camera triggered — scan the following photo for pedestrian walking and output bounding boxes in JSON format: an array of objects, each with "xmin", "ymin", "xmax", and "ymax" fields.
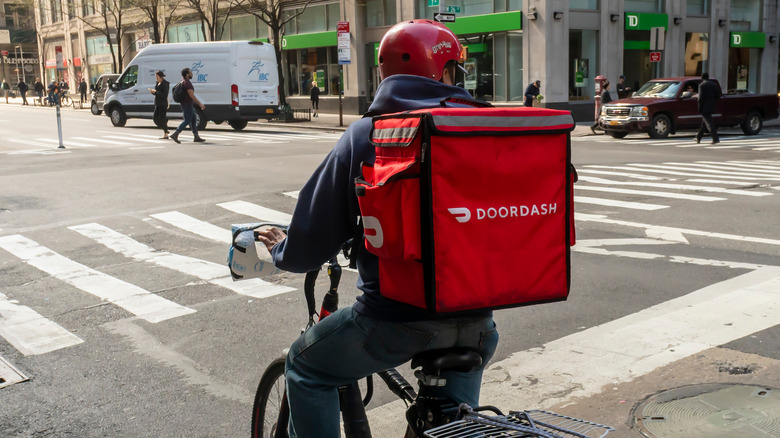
[
  {"xmin": 1, "ymin": 79, "xmax": 10, "ymax": 103},
  {"xmin": 616, "ymin": 75, "xmax": 632, "ymax": 99},
  {"xmin": 170, "ymin": 67, "xmax": 205, "ymax": 144},
  {"xmin": 79, "ymin": 78, "xmax": 88, "ymax": 103},
  {"xmin": 591, "ymin": 81, "xmax": 612, "ymax": 134},
  {"xmin": 151, "ymin": 70, "xmax": 170, "ymax": 139},
  {"xmin": 695, "ymin": 72, "xmax": 721, "ymax": 144},
  {"xmin": 310, "ymin": 81, "xmax": 320, "ymax": 117},
  {"xmin": 524, "ymin": 80, "xmax": 541, "ymax": 107},
  {"xmin": 34, "ymin": 78, "xmax": 44, "ymax": 105},
  {"xmin": 17, "ymin": 79, "xmax": 29, "ymax": 105}
]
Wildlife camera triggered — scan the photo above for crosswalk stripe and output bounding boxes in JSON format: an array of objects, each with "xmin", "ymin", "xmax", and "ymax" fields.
[
  {"xmin": 754, "ymin": 146, "xmax": 780, "ymax": 151},
  {"xmin": 627, "ymin": 163, "xmax": 780, "ymax": 179},
  {"xmin": 578, "ymin": 176, "xmax": 771, "ymax": 197},
  {"xmin": 0, "ymin": 292, "xmax": 84, "ymax": 356},
  {"xmin": 586, "ymin": 165, "xmax": 779, "ymax": 181},
  {"xmin": 284, "ymin": 191, "xmax": 300, "ymax": 199},
  {"xmin": 150, "ymin": 211, "xmax": 230, "ymax": 243},
  {"xmin": 69, "ymin": 223, "xmax": 294, "ymax": 299},
  {"xmin": 685, "ymin": 178, "xmax": 761, "ymax": 185},
  {"xmin": 575, "ymin": 196, "xmax": 668, "ymax": 210},
  {"xmin": 72, "ymin": 137, "xmax": 131, "ymax": 146},
  {"xmin": 7, "ymin": 137, "xmax": 47, "ymax": 147},
  {"xmin": 664, "ymin": 161, "xmax": 780, "ymax": 176},
  {"xmin": 36, "ymin": 138, "xmax": 97, "ymax": 148},
  {"xmin": 713, "ymin": 161, "xmax": 780, "ymax": 170},
  {"xmin": 575, "ymin": 185, "xmax": 725, "ymax": 201},
  {"xmin": 575, "ymin": 169, "xmax": 666, "ymax": 180},
  {"xmin": 0, "ymin": 234, "xmax": 195, "ymax": 323},
  {"xmin": 217, "ymin": 200, "xmax": 292, "ymax": 225},
  {"xmin": 102, "ymin": 135, "xmax": 167, "ymax": 144}
]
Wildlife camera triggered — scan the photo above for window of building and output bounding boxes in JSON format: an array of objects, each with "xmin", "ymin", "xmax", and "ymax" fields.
[
  {"xmin": 624, "ymin": 0, "xmax": 663, "ymax": 13},
  {"xmin": 227, "ymin": 15, "xmax": 257, "ymax": 40},
  {"xmin": 51, "ymin": 0, "xmax": 62, "ymax": 22},
  {"xmin": 167, "ymin": 23, "xmax": 206, "ymax": 43},
  {"xmin": 283, "ymin": 3, "xmax": 340, "ymax": 34},
  {"xmin": 82, "ymin": 0, "xmax": 95, "ymax": 16},
  {"xmin": 66, "ymin": 0, "xmax": 76, "ymax": 19},
  {"xmin": 493, "ymin": 0, "xmax": 522, "ymax": 12},
  {"xmin": 685, "ymin": 0, "xmax": 708, "ymax": 16},
  {"xmin": 419, "ymin": 0, "xmax": 495, "ymax": 19},
  {"xmin": 285, "ymin": 46, "xmax": 339, "ymax": 97},
  {"xmin": 569, "ymin": 29, "xmax": 599, "ymax": 101},
  {"xmin": 570, "ymin": 0, "xmax": 599, "ymax": 10},
  {"xmin": 683, "ymin": 32, "xmax": 708, "ymax": 76},
  {"xmin": 730, "ymin": 0, "xmax": 761, "ymax": 31},
  {"xmin": 365, "ymin": 0, "xmax": 396, "ymax": 28}
]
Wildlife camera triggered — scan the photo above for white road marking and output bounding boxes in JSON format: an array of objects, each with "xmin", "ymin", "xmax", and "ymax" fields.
[
  {"xmin": 0, "ymin": 292, "xmax": 84, "ymax": 356},
  {"xmin": 129, "ymin": 146, "xmax": 166, "ymax": 150},
  {"xmin": 217, "ymin": 200, "xmax": 293, "ymax": 225},
  {"xmin": 576, "ymin": 213, "xmax": 780, "ymax": 247},
  {"xmin": 586, "ymin": 165, "xmax": 778, "ymax": 181},
  {"xmin": 685, "ymin": 179, "xmax": 760, "ymax": 186},
  {"xmin": 72, "ymin": 137, "xmax": 131, "ymax": 145},
  {"xmin": 479, "ymin": 267, "xmax": 780, "ymax": 409},
  {"xmin": 627, "ymin": 163, "xmax": 780, "ymax": 179},
  {"xmin": 35, "ymin": 138, "xmax": 97, "ymax": 148},
  {"xmin": 575, "ymin": 185, "xmax": 725, "ymax": 201},
  {"xmin": 69, "ymin": 223, "xmax": 294, "ymax": 299},
  {"xmin": 7, "ymin": 137, "xmax": 48, "ymax": 147},
  {"xmin": 0, "ymin": 235, "xmax": 195, "ymax": 323},
  {"xmin": 578, "ymin": 175, "xmax": 770, "ymax": 196},
  {"xmin": 575, "ymin": 169, "xmax": 667, "ymax": 180},
  {"xmin": 102, "ymin": 135, "xmax": 167, "ymax": 144},
  {"xmin": 720, "ymin": 161, "xmax": 780, "ymax": 170},
  {"xmin": 7, "ymin": 149, "xmax": 64, "ymax": 155},
  {"xmin": 284, "ymin": 191, "xmax": 300, "ymax": 199},
  {"xmin": 667, "ymin": 161, "xmax": 780, "ymax": 176},
  {"xmin": 150, "ymin": 211, "xmax": 230, "ymax": 243},
  {"xmin": 575, "ymin": 196, "xmax": 668, "ymax": 210}
]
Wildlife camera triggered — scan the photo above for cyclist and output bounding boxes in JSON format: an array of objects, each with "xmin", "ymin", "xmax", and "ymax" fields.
[{"xmin": 256, "ymin": 19, "xmax": 499, "ymax": 438}]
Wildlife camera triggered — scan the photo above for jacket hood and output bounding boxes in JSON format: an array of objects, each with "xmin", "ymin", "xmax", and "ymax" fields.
[{"xmin": 366, "ymin": 74, "xmax": 475, "ymax": 116}]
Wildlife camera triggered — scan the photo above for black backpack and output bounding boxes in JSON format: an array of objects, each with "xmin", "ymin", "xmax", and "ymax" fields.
[{"xmin": 172, "ymin": 81, "xmax": 186, "ymax": 103}]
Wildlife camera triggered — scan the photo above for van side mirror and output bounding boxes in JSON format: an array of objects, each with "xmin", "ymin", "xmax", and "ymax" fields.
[{"xmin": 110, "ymin": 82, "xmax": 119, "ymax": 91}]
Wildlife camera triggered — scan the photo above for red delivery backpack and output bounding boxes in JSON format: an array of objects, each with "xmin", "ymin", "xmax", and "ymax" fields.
[{"xmin": 355, "ymin": 103, "xmax": 577, "ymax": 314}]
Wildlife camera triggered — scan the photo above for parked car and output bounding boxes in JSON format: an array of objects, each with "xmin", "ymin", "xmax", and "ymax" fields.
[
  {"xmin": 598, "ymin": 77, "xmax": 779, "ymax": 138},
  {"xmin": 90, "ymin": 74, "xmax": 119, "ymax": 115},
  {"xmin": 104, "ymin": 41, "xmax": 280, "ymax": 131}
]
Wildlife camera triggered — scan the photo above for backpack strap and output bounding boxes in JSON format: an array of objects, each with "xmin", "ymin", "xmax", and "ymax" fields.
[{"xmin": 439, "ymin": 96, "xmax": 493, "ymax": 108}]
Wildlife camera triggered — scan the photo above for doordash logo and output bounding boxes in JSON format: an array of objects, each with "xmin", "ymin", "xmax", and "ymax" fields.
[{"xmin": 448, "ymin": 204, "xmax": 558, "ymax": 223}]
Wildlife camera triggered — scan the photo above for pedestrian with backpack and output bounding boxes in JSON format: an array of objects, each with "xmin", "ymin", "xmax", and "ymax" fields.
[
  {"xmin": 170, "ymin": 67, "xmax": 205, "ymax": 143},
  {"xmin": 255, "ymin": 20, "xmax": 498, "ymax": 438}
]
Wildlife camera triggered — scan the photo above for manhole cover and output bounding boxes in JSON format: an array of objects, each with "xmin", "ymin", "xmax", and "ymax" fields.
[
  {"xmin": 0, "ymin": 356, "xmax": 29, "ymax": 389},
  {"xmin": 633, "ymin": 383, "xmax": 780, "ymax": 437}
]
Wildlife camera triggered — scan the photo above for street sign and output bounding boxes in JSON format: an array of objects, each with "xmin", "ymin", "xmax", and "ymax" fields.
[
  {"xmin": 337, "ymin": 21, "xmax": 351, "ymax": 65},
  {"xmin": 434, "ymin": 12, "xmax": 456, "ymax": 23},
  {"xmin": 650, "ymin": 51, "xmax": 662, "ymax": 62},
  {"xmin": 444, "ymin": 6, "xmax": 461, "ymax": 13},
  {"xmin": 0, "ymin": 29, "xmax": 10, "ymax": 45},
  {"xmin": 649, "ymin": 26, "xmax": 665, "ymax": 51},
  {"xmin": 428, "ymin": 0, "xmax": 439, "ymax": 6}
]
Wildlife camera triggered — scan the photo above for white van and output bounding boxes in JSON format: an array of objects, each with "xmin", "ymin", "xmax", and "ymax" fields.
[{"xmin": 104, "ymin": 41, "xmax": 279, "ymax": 131}]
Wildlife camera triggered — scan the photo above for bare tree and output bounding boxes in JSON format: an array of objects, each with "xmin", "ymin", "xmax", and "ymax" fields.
[
  {"xmin": 129, "ymin": 0, "xmax": 184, "ymax": 43},
  {"xmin": 74, "ymin": 0, "xmax": 134, "ymax": 73},
  {"xmin": 240, "ymin": 0, "xmax": 312, "ymax": 107},
  {"xmin": 185, "ymin": 0, "xmax": 244, "ymax": 41}
]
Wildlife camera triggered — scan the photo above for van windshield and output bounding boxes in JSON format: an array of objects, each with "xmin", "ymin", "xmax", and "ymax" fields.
[{"xmin": 635, "ymin": 81, "xmax": 681, "ymax": 98}]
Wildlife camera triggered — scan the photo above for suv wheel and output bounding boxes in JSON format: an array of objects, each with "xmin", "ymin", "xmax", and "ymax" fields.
[
  {"xmin": 110, "ymin": 106, "xmax": 127, "ymax": 127},
  {"xmin": 741, "ymin": 111, "xmax": 762, "ymax": 135},
  {"xmin": 648, "ymin": 114, "xmax": 671, "ymax": 139}
]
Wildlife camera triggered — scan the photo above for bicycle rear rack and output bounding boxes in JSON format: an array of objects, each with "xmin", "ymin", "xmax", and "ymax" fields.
[{"xmin": 423, "ymin": 409, "xmax": 613, "ymax": 438}]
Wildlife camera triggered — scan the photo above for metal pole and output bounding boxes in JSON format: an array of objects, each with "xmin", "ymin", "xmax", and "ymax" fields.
[
  {"xmin": 56, "ymin": 100, "xmax": 65, "ymax": 149},
  {"xmin": 339, "ymin": 65, "xmax": 343, "ymax": 127}
]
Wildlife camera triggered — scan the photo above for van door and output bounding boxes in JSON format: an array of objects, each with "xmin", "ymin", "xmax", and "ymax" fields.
[
  {"xmin": 236, "ymin": 44, "xmax": 279, "ymax": 117},
  {"xmin": 136, "ymin": 66, "xmax": 156, "ymax": 111},
  {"xmin": 116, "ymin": 65, "xmax": 140, "ymax": 108}
]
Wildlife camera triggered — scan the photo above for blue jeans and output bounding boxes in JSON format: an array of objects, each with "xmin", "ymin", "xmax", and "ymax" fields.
[
  {"xmin": 175, "ymin": 103, "xmax": 197, "ymax": 136},
  {"xmin": 285, "ymin": 306, "xmax": 499, "ymax": 438}
]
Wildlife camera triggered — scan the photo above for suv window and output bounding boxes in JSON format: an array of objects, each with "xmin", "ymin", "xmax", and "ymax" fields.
[{"xmin": 119, "ymin": 66, "xmax": 138, "ymax": 89}]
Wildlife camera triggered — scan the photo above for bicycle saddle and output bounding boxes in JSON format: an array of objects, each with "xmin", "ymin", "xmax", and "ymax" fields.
[{"xmin": 411, "ymin": 348, "xmax": 483, "ymax": 374}]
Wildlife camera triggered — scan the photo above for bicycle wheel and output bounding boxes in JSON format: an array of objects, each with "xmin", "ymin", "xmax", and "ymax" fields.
[
  {"xmin": 252, "ymin": 357, "xmax": 288, "ymax": 438},
  {"xmin": 61, "ymin": 95, "xmax": 71, "ymax": 107}
]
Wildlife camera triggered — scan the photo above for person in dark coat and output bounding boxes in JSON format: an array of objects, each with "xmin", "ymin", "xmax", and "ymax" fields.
[
  {"xmin": 310, "ymin": 82, "xmax": 320, "ymax": 117},
  {"xmin": 150, "ymin": 70, "xmax": 170, "ymax": 139},
  {"xmin": 17, "ymin": 79, "xmax": 29, "ymax": 105},
  {"xmin": 591, "ymin": 81, "xmax": 613, "ymax": 133},
  {"xmin": 79, "ymin": 79, "xmax": 88, "ymax": 103},
  {"xmin": 524, "ymin": 80, "xmax": 541, "ymax": 107},
  {"xmin": 616, "ymin": 75, "xmax": 632, "ymax": 99},
  {"xmin": 34, "ymin": 78, "xmax": 45, "ymax": 105},
  {"xmin": 695, "ymin": 72, "xmax": 721, "ymax": 144}
]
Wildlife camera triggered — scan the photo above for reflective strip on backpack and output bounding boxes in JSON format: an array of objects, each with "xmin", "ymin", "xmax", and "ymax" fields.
[{"xmin": 431, "ymin": 114, "xmax": 574, "ymax": 130}]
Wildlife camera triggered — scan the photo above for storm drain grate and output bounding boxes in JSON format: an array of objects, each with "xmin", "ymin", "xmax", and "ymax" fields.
[
  {"xmin": 0, "ymin": 356, "xmax": 29, "ymax": 389},
  {"xmin": 633, "ymin": 383, "xmax": 780, "ymax": 437}
]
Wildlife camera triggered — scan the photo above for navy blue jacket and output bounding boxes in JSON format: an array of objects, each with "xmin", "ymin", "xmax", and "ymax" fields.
[{"xmin": 271, "ymin": 75, "xmax": 488, "ymax": 321}]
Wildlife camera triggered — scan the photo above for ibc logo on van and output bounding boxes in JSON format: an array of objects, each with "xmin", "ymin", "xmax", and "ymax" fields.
[
  {"xmin": 249, "ymin": 61, "xmax": 271, "ymax": 82},
  {"xmin": 191, "ymin": 61, "xmax": 208, "ymax": 82}
]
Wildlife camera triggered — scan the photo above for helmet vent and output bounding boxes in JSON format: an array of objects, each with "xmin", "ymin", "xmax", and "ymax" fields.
[{"xmin": 402, "ymin": 53, "xmax": 410, "ymax": 62}]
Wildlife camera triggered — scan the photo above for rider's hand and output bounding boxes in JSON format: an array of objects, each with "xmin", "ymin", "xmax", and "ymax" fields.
[{"xmin": 255, "ymin": 227, "xmax": 286, "ymax": 253}]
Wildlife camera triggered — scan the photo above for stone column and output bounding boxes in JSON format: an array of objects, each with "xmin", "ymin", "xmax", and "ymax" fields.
[
  {"xmin": 759, "ymin": 0, "xmax": 778, "ymax": 94},
  {"xmin": 600, "ymin": 0, "xmax": 624, "ymax": 90},
  {"xmin": 664, "ymin": 0, "xmax": 686, "ymax": 77},
  {"xmin": 709, "ymin": 0, "xmax": 730, "ymax": 83},
  {"xmin": 523, "ymin": 0, "xmax": 568, "ymax": 106}
]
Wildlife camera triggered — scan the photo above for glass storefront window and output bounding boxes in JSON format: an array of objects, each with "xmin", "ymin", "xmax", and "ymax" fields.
[
  {"xmin": 624, "ymin": 0, "xmax": 663, "ymax": 13},
  {"xmin": 419, "ymin": 0, "xmax": 495, "ymax": 19},
  {"xmin": 623, "ymin": 29, "xmax": 654, "ymax": 92},
  {"xmin": 570, "ymin": 0, "xmax": 599, "ymax": 10},
  {"xmin": 168, "ymin": 23, "xmax": 205, "ymax": 43},
  {"xmin": 569, "ymin": 29, "xmax": 598, "ymax": 101},
  {"xmin": 285, "ymin": 47, "xmax": 339, "ymax": 96},
  {"xmin": 228, "ymin": 15, "xmax": 257, "ymax": 40},
  {"xmin": 683, "ymin": 32, "xmax": 708, "ymax": 76},
  {"xmin": 686, "ymin": 0, "xmax": 708, "ymax": 16},
  {"xmin": 327, "ymin": 4, "xmax": 340, "ymax": 30},
  {"xmin": 366, "ymin": 0, "xmax": 397, "ymax": 28},
  {"xmin": 284, "ymin": 3, "xmax": 341, "ymax": 34},
  {"xmin": 730, "ymin": 0, "xmax": 761, "ymax": 31}
]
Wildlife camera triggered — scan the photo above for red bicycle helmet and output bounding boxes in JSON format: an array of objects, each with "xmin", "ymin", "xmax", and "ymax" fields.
[{"xmin": 378, "ymin": 19, "xmax": 463, "ymax": 81}]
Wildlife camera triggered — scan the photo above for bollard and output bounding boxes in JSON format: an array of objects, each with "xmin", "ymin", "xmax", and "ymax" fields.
[{"xmin": 55, "ymin": 101, "xmax": 65, "ymax": 149}]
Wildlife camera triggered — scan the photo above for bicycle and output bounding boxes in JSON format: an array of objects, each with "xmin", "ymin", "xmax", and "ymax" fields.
[{"xmin": 235, "ymin": 224, "xmax": 614, "ymax": 438}]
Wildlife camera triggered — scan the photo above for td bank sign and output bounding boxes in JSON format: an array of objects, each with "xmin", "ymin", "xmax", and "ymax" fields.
[{"xmin": 624, "ymin": 12, "xmax": 668, "ymax": 31}]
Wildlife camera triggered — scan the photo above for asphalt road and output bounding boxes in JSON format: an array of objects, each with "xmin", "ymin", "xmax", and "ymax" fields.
[{"xmin": 1, "ymin": 104, "xmax": 779, "ymax": 437}]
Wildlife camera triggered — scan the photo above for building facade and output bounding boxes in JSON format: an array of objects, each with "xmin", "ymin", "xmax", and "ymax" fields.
[
  {"xmin": 0, "ymin": 0, "xmax": 38, "ymax": 87},
  {"xmin": 31, "ymin": 0, "xmax": 780, "ymax": 120}
]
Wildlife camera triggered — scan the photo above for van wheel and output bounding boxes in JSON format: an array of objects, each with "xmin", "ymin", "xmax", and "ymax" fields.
[
  {"xmin": 91, "ymin": 101, "xmax": 102, "ymax": 115},
  {"xmin": 741, "ymin": 111, "xmax": 762, "ymax": 135},
  {"xmin": 229, "ymin": 120, "xmax": 248, "ymax": 131},
  {"xmin": 648, "ymin": 114, "xmax": 671, "ymax": 139},
  {"xmin": 195, "ymin": 108, "xmax": 208, "ymax": 131},
  {"xmin": 110, "ymin": 106, "xmax": 126, "ymax": 127}
]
